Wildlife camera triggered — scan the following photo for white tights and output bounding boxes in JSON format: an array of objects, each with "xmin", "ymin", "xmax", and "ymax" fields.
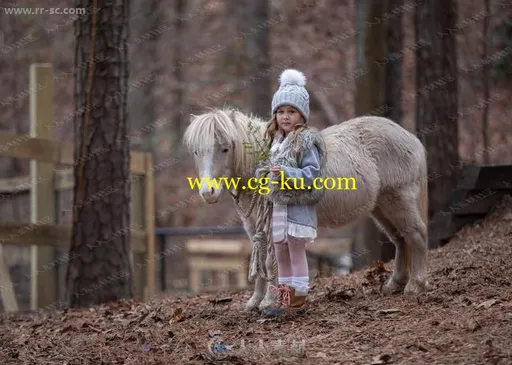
[{"xmin": 274, "ymin": 235, "xmax": 310, "ymax": 295}]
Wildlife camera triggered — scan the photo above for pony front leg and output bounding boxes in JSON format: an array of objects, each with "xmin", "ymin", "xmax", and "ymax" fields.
[
  {"xmin": 244, "ymin": 249, "xmax": 277, "ymax": 312},
  {"xmin": 240, "ymin": 214, "xmax": 265, "ymax": 311},
  {"xmin": 258, "ymin": 248, "xmax": 278, "ymax": 311},
  {"xmin": 244, "ymin": 277, "xmax": 267, "ymax": 312}
]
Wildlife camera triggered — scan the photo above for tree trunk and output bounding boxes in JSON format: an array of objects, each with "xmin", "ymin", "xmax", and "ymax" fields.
[
  {"xmin": 415, "ymin": 0, "xmax": 459, "ymax": 218},
  {"xmin": 352, "ymin": 0, "xmax": 407, "ymax": 269},
  {"xmin": 246, "ymin": 0, "xmax": 271, "ymax": 118},
  {"xmin": 482, "ymin": 0, "xmax": 490, "ymax": 164},
  {"xmin": 65, "ymin": 0, "xmax": 133, "ymax": 308},
  {"xmin": 383, "ymin": 0, "xmax": 404, "ymax": 125},
  {"xmin": 172, "ymin": 0, "xmax": 186, "ymax": 147},
  {"xmin": 0, "ymin": 13, "xmax": 16, "ymax": 179},
  {"xmin": 128, "ymin": 0, "xmax": 159, "ymax": 151}
]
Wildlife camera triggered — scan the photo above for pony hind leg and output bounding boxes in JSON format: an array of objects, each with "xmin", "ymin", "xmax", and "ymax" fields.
[
  {"xmin": 378, "ymin": 188, "xmax": 429, "ymax": 294},
  {"xmin": 371, "ymin": 206, "xmax": 410, "ymax": 294}
]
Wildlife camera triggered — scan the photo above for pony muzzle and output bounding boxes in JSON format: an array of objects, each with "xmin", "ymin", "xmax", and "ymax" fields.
[{"xmin": 200, "ymin": 185, "xmax": 222, "ymax": 203}]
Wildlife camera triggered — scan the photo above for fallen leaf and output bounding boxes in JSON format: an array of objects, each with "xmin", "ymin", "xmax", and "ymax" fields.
[
  {"xmin": 371, "ymin": 354, "xmax": 392, "ymax": 364},
  {"xmin": 314, "ymin": 352, "xmax": 327, "ymax": 358},
  {"xmin": 466, "ymin": 319, "xmax": 481, "ymax": 332},
  {"xmin": 377, "ymin": 308, "xmax": 401, "ymax": 315},
  {"xmin": 169, "ymin": 308, "xmax": 183, "ymax": 324},
  {"xmin": 208, "ymin": 297, "xmax": 233, "ymax": 304},
  {"xmin": 476, "ymin": 299, "xmax": 499, "ymax": 309},
  {"xmin": 59, "ymin": 325, "xmax": 73, "ymax": 333},
  {"xmin": 406, "ymin": 342, "xmax": 428, "ymax": 352},
  {"xmin": 326, "ymin": 287, "xmax": 356, "ymax": 301},
  {"xmin": 208, "ymin": 330, "xmax": 222, "ymax": 337}
]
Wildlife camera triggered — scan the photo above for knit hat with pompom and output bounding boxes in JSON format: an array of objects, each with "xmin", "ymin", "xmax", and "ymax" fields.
[{"xmin": 271, "ymin": 69, "xmax": 310, "ymax": 121}]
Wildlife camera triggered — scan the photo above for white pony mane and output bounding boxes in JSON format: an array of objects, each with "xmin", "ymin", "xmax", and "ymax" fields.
[{"xmin": 183, "ymin": 107, "xmax": 268, "ymax": 177}]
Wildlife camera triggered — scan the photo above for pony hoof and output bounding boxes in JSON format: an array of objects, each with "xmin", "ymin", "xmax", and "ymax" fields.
[
  {"xmin": 244, "ymin": 298, "xmax": 262, "ymax": 312},
  {"xmin": 382, "ymin": 278, "xmax": 406, "ymax": 295},
  {"xmin": 404, "ymin": 279, "xmax": 429, "ymax": 294},
  {"xmin": 258, "ymin": 298, "xmax": 275, "ymax": 311},
  {"xmin": 243, "ymin": 303, "xmax": 259, "ymax": 312}
]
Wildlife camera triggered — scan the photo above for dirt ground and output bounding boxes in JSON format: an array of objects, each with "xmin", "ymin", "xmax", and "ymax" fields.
[{"xmin": 1, "ymin": 197, "xmax": 512, "ymax": 365}]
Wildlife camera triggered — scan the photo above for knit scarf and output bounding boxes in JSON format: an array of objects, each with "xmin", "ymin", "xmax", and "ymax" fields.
[{"xmin": 270, "ymin": 131, "xmax": 288, "ymax": 244}]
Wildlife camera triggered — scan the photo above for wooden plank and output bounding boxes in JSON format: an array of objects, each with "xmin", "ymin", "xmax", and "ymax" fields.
[
  {"xmin": 0, "ymin": 175, "xmax": 33, "ymax": 195},
  {"xmin": 428, "ymin": 212, "xmax": 456, "ymax": 249},
  {"xmin": 188, "ymin": 256, "xmax": 247, "ymax": 271},
  {"xmin": 0, "ymin": 245, "xmax": 19, "ymax": 312},
  {"xmin": 0, "ymin": 221, "xmax": 147, "ymax": 253},
  {"xmin": 0, "ymin": 133, "xmax": 147, "ymax": 175},
  {"xmin": 186, "ymin": 239, "xmax": 251, "ymax": 255},
  {"xmin": 452, "ymin": 192, "xmax": 503, "ymax": 216},
  {"xmin": 473, "ymin": 165, "xmax": 512, "ymax": 190},
  {"xmin": 0, "ymin": 169, "xmax": 74, "ymax": 194},
  {"xmin": 455, "ymin": 165, "xmax": 481, "ymax": 190},
  {"xmin": 131, "ymin": 175, "xmax": 145, "ymax": 298},
  {"xmin": 144, "ymin": 153, "xmax": 156, "ymax": 298},
  {"xmin": 29, "ymin": 63, "xmax": 57, "ymax": 310}
]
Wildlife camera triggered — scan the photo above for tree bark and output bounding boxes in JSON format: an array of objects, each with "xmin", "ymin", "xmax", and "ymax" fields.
[
  {"xmin": 0, "ymin": 13, "xmax": 16, "ymax": 179},
  {"xmin": 482, "ymin": 0, "xmax": 490, "ymax": 164},
  {"xmin": 415, "ymin": 0, "xmax": 459, "ymax": 218},
  {"xmin": 65, "ymin": 0, "xmax": 133, "ymax": 308},
  {"xmin": 172, "ymin": 0, "xmax": 186, "ymax": 146},
  {"xmin": 352, "ymin": 0, "xmax": 396, "ymax": 269},
  {"xmin": 246, "ymin": 0, "xmax": 271, "ymax": 118},
  {"xmin": 383, "ymin": 0, "xmax": 404, "ymax": 125},
  {"xmin": 128, "ymin": 0, "xmax": 159, "ymax": 151}
]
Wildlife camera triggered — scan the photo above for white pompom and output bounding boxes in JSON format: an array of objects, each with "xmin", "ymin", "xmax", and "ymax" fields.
[{"xmin": 279, "ymin": 69, "xmax": 306, "ymax": 87}]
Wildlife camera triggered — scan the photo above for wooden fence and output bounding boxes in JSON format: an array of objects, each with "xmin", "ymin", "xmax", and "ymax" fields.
[{"xmin": 0, "ymin": 63, "xmax": 155, "ymax": 312}]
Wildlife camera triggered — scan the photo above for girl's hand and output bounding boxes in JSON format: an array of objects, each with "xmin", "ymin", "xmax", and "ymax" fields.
[{"xmin": 270, "ymin": 166, "xmax": 281, "ymax": 175}]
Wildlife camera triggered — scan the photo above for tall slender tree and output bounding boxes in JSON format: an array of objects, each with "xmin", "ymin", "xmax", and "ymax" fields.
[
  {"xmin": 65, "ymin": 0, "xmax": 133, "ymax": 308},
  {"xmin": 172, "ymin": 0, "xmax": 186, "ymax": 144},
  {"xmin": 481, "ymin": 0, "xmax": 490, "ymax": 164},
  {"xmin": 415, "ymin": 0, "xmax": 459, "ymax": 218},
  {"xmin": 246, "ymin": 0, "xmax": 270, "ymax": 118},
  {"xmin": 128, "ymin": 0, "xmax": 160, "ymax": 151},
  {"xmin": 383, "ymin": 0, "xmax": 404, "ymax": 125},
  {"xmin": 352, "ymin": 0, "xmax": 404, "ymax": 269},
  {"xmin": 0, "ymin": 12, "xmax": 16, "ymax": 180}
]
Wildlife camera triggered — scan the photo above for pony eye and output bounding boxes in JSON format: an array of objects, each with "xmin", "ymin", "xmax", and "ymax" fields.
[{"xmin": 222, "ymin": 148, "xmax": 229, "ymax": 153}]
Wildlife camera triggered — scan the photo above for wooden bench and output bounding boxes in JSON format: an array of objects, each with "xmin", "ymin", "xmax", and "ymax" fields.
[{"xmin": 428, "ymin": 164, "xmax": 512, "ymax": 249}]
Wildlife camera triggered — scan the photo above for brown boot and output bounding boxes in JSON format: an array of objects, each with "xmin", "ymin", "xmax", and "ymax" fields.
[
  {"xmin": 288, "ymin": 287, "xmax": 307, "ymax": 310},
  {"xmin": 262, "ymin": 285, "xmax": 307, "ymax": 317}
]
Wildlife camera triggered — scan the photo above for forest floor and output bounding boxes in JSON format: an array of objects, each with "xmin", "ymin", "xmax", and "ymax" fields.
[{"xmin": 1, "ymin": 197, "xmax": 512, "ymax": 365}]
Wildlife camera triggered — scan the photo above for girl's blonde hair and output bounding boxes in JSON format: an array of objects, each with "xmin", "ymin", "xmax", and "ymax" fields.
[{"xmin": 263, "ymin": 112, "xmax": 308, "ymax": 156}]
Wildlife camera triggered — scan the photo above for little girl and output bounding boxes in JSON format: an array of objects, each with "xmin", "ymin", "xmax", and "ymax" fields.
[{"xmin": 256, "ymin": 69, "xmax": 326, "ymax": 316}]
